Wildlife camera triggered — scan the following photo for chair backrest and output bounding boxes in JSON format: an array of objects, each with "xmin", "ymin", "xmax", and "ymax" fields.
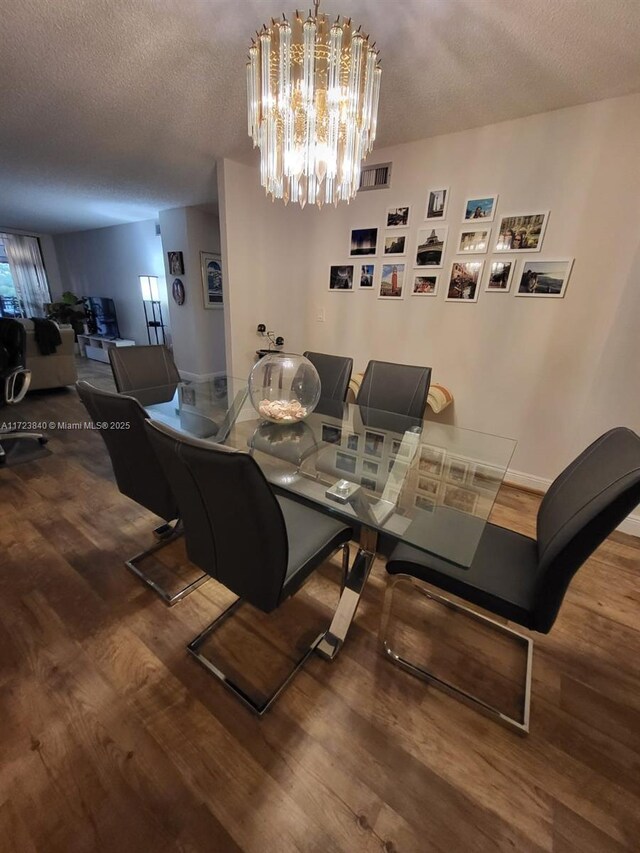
[
  {"xmin": 303, "ymin": 351, "xmax": 353, "ymax": 403},
  {"xmin": 0, "ymin": 318, "xmax": 29, "ymax": 404},
  {"xmin": 109, "ymin": 345, "xmax": 180, "ymax": 404},
  {"xmin": 145, "ymin": 419, "xmax": 290, "ymax": 612},
  {"xmin": 533, "ymin": 427, "xmax": 640, "ymax": 632},
  {"xmin": 76, "ymin": 381, "xmax": 177, "ymax": 523},
  {"xmin": 356, "ymin": 360, "xmax": 432, "ymax": 419}
]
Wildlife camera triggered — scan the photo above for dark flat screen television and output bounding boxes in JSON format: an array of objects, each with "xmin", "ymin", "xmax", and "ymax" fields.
[{"xmin": 88, "ymin": 296, "xmax": 120, "ymax": 339}]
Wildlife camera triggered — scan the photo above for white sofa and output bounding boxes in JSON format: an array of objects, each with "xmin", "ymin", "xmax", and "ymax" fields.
[{"xmin": 17, "ymin": 320, "xmax": 78, "ymax": 390}]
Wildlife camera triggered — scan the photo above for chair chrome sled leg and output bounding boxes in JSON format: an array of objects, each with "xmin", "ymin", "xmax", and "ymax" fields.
[
  {"xmin": 187, "ymin": 598, "xmax": 325, "ymax": 716},
  {"xmin": 379, "ymin": 574, "xmax": 533, "ymax": 735},
  {"xmin": 125, "ymin": 520, "xmax": 209, "ymax": 606}
]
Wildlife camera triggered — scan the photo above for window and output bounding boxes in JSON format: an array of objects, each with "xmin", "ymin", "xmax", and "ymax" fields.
[{"xmin": 0, "ymin": 234, "xmax": 51, "ymax": 318}]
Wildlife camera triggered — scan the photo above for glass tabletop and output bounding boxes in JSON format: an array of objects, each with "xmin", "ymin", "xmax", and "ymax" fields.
[{"xmin": 219, "ymin": 393, "xmax": 516, "ymax": 568}]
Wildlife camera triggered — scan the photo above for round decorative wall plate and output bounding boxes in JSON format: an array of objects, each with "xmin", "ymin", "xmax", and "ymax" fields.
[{"xmin": 172, "ymin": 278, "xmax": 185, "ymax": 305}]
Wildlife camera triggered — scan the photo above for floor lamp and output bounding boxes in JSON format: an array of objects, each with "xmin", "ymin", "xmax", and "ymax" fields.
[{"xmin": 139, "ymin": 276, "xmax": 165, "ymax": 345}]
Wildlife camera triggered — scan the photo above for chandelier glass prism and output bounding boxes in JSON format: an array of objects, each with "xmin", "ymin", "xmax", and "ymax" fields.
[{"xmin": 246, "ymin": 2, "xmax": 382, "ymax": 208}]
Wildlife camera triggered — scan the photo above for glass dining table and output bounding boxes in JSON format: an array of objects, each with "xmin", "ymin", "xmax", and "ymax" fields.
[{"xmin": 106, "ymin": 374, "xmax": 517, "ymax": 659}]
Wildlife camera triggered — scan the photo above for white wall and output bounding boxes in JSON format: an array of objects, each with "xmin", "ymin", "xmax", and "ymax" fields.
[
  {"xmin": 53, "ymin": 219, "xmax": 166, "ymax": 345},
  {"xmin": 159, "ymin": 206, "xmax": 226, "ymax": 378},
  {"xmin": 219, "ymin": 94, "xmax": 640, "ymax": 495}
]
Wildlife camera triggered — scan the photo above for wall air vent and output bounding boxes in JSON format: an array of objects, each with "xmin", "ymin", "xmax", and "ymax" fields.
[{"xmin": 358, "ymin": 162, "xmax": 392, "ymax": 192}]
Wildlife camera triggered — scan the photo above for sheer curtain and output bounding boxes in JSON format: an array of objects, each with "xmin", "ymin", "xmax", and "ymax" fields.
[{"xmin": 1, "ymin": 233, "xmax": 51, "ymax": 317}]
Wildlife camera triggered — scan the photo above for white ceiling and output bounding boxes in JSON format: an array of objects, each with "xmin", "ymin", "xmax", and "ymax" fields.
[{"xmin": 1, "ymin": 0, "xmax": 639, "ymax": 234}]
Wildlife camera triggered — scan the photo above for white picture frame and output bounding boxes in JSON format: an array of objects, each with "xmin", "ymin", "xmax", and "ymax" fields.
[
  {"xmin": 485, "ymin": 259, "xmax": 515, "ymax": 293},
  {"xmin": 378, "ymin": 263, "xmax": 406, "ymax": 299},
  {"xmin": 514, "ymin": 258, "xmax": 574, "ymax": 298},
  {"xmin": 457, "ymin": 227, "xmax": 491, "ymax": 254},
  {"xmin": 411, "ymin": 274, "xmax": 439, "ymax": 296},
  {"xmin": 462, "ymin": 195, "xmax": 498, "ymax": 223},
  {"xmin": 349, "ymin": 227, "xmax": 378, "ymax": 258},
  {"xmin": 201, "ymin": 252, "xmax": 223, "ymax": 309},
  {"xmin": 494, "ymin": 211, "xmax": 549, "ymax": 253},
  {"xmin": 445, "ymin": 260, "xmax": 484, "ymax": 303},
  {"xmin": 386, "ymin": 206, "xmax": 411, "ymax": 229},
  {"xmin": 425, "ymin": 187, "xmax": 449, "ymax": 221},
  {"xmin": 358, "ymin": 263, "xmax": 375, "ymax": 289},
  {"xmin": 414, "ymin": 226, "xmax": 448, "ymax": 269},
  {"xmin": 383, "ymin": 233, "xmax": 408, "ymax": 257},
  {"xmin": 328, "ymin": 264, "xmax": 355, "ymax": 291}
]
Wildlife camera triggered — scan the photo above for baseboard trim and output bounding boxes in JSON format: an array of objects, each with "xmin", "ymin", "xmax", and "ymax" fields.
[{"xmin": 505, "ymin": 468, "xmax": 640, "ymax": 538}]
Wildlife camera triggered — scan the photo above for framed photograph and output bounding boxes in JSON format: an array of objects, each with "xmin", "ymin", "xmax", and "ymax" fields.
[
  {"xmin": 345, "ymin": 434, "xmax": 359, "ymax": 452},
  {"xmin": 425, "ymin": 187, "xmax": 449, "ymax": 221},
  {"xmin": 168, "ymin": 251, "xmax": 184, "ymax": 275},
  {"xmin": 414, "ymin": 494, "xmax": 436, "ymax": 512},
  {"xmin": 412, "ymin": 274, "xmax": 439, "ymax": 296},
  {"xmin": 329, "ymin": 265, "xmax": 354, "ymax": 291},
  {"xmin": 349, "ymin": 227, "xmax": 378, "ymax": 257},
  {"xmin": 463, "ymin": 195, "xmax": 498, "ymax": 222},
  {"xmin": 362, "ymin": 459, "xmax": 379, "ymax": 476},
  {"xmin": 417, "ymin": 476, "xmax": 440, "ymax": 496},
  {"xmin": 383, "ymin": 234, "xmax": 407, "ymax": 256},
  {"xmin": 364, "ymin": 431, "xmax": 385, "ymax": 458},
  {"xmin": 359, "ymin": 263, "xmax": 375, "ymax": 288},
  {"xmin": 335, "ymin": 451, "xmax": 357, "ymax": 475},
  {"xmin": 201, "ymin": 252, "xmax": 223, "ymax": 308},
  {"xmin": 386, "ymin": 206, "xmax": 411, "ymax": 229},
  {"xmin": 360, "ymin": 476, "xmax": 378, "ymax": 491},
  {"xmin": 445, "ymin": 457, "xmax": 469, "ymax": 484},
  {"xmin": 485, "ymin": 259, "xmax": 515, "ymax": 293},
  {"xmin": 322, "ymin": 424, "xmax": 342, "ymax": 444},
  {"xmin": 443, "ymin": 485, "xmax": 478, "ymax": 514},
  {"xmin": 388, "ymin": 459, "xmax": 409, "ymax": 475},
  {"xmin": 515, "ymin": 259, "xmax": 574, "ymax": 298},
  {"xmin": 446, "ymin": 261, "xmax": 484, "ymax": 302},
  {"xmin": 418, "ymin": 445, "xmax": 445, "ymax": 477},
  {"xmin": 458, "ymin": 228, "xmax": 491, "ymax": 254},
  {"xmin": 414, "ymin": 227, "xmax": 448, "ymax": 268},
  {"xmin": 494, "ymin": 212, "xmax": 549, "ymax": 252},
  {"xmin": 379, "ymin": 263, "xmax": 406, "ymax": 299}
]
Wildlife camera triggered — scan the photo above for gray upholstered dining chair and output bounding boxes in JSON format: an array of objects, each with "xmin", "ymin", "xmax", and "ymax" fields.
[
  {"xmin": 109, "ymin": 344, "xmax": 180, "ymax": 405},
  {"xmin": 76, "ymin": 381, "xmax": 208, "ymax": 604},
  {"xmin": 303, "ymin": 351, "xmax": 353, "ymax": 403},
  {"xmin": 381, "ymin": 427, "xmax": 640, "ymax": 734},
  {"xmin": 356, "ymin": 360, "xmax": 432, "ymax": 419},
  {"xmin": 145, "ymin": 418, "xmax": 353, "ymax": 715}
]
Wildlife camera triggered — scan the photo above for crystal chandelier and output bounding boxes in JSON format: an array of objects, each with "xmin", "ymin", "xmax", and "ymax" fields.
[{"xmin": 246, "ymin": 1, "xmax": 382, "ymax": 208}]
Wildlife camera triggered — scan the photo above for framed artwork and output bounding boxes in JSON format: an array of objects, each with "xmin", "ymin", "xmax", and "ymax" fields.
[
  {"xmin": 345, "ymin": 434, "xmax": 359, "ymax": 451},
  {"xmin": 201, "ymin": 252, "xmax": 223, "ymax": 308},
  {"xmin": 515, "ymin": 259, "xmax": 574, "ymax": 298},
  {"xmin": 442, "ymin": 485, "xmax": 478, "ymax": 514},
  {"xmin": 383, "ymin": 233, "xmax": 407, "ymax": 256},
  {"xmin": 458, "ymin": 228, "xmax": 491, "ymax": 254},
  {"xmin": 494, "ymin": 212, "xmax": 549, "ymax": 252},
  {"xmin": 167, "ymin": 251, "xmax": 184, "ymax": 275},
  {"xmin": 417, "ymin": 476, "xmax": 440, "ymax": 496},
  {"xmin": 171, "ymin": 278, "xmax": 185, "ymax": 305},
  {"xmin": 463, "ymin": 195, "xmax": 498, "ymax": 222},
  {"xmin": 414, "ymin": 226, "xmax": 448, "ymax": 268},
  {"xmin": 361, "ymin": 477, "xmax": 377, "ymax": 491},
  {"xmin": 472, "ymin": 464, "xmax": 501, "ymax": 489},
  {"xmin": 359, "ymin": 263, "xmax": 375, "ymax": 288},
  {"xmin": 386, "ymin": 206, "xmax": 411, "ymax": 228},
  {"xmin": 335, "ymin": 451, "xmax": 357, "ymax": 475},
  {"xmin": 418, "ymin": 445, "xmax": 445, "ymax": 477},
  {"xmin": 425, "ymin": 187, "xmax": 449, "ymax": 221},
  {"xmin": 329, "ymin": 265, "xmax": 354, "ymax": 291},
  {"xmin": 485, "ymin": 259, "xmax": 515, "ymax": 293},
  {"xmin": 379, "ymin": 263, "xmax": 406, "ymax": 299},
  {"xmin": 349, "ymin": 227, "xmax": 378, "ymax": 257},
  {"xmin": 412, "ymin": 274, "xmax": 439, "ymax": 296},
  {"xmin": 391, "ymin": 439, "xmax": 411, "ymax": 458},
  {"xmin": 446, "ymin": 261, "xmax": 484, "ymax": 302},
  {"xmin": 362, "ymin": 459, "xmax": 379, "ymax": 476}
]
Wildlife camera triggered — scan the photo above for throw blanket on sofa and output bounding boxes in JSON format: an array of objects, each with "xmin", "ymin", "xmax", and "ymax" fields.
[{"xmin": 30, "ymin": 317, "xmax": 62, "ymax": 355}]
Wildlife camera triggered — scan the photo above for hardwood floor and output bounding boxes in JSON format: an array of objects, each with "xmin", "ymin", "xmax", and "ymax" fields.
[{"xmin": 1, "ymin": 375, "xmax": 639, "ymax": 852}]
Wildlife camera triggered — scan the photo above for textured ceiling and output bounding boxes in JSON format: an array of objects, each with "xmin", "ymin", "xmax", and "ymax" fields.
[{"xmin": 1, "ymin": 0, "xmax": 639, "ymax": 233}]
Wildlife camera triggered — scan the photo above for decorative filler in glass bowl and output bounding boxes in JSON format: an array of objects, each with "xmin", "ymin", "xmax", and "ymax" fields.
[{"xmin": 249, "ymin": 353, "xmax": 321, "ymax": 424}]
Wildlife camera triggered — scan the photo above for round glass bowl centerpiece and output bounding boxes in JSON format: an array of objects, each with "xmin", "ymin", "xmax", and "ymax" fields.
[{"xmin": 249, "ymin": 353, "xmax": 321, "ymax": 424}]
